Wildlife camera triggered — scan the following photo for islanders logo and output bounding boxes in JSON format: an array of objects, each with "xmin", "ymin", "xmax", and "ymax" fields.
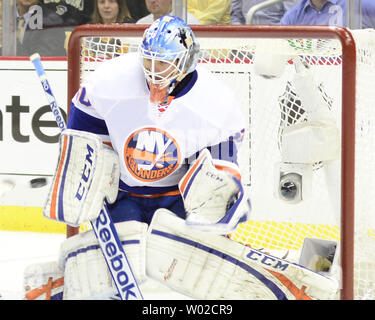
[{"xmin": 124, "ymin": 127, "xmax": 181, "ymax": 182}]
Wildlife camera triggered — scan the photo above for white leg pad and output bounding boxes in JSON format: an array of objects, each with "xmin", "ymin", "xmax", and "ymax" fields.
[
  {"xmin": 24, "ymin": 261, "xmax": 64, "ymax": 300},
  {"xmin": 59, "ymin": 220, "xmax": 147, "ymax": 300},
  {"xmin": 146, "ymin": 209, "xmax": 339, "ymax": 300}
]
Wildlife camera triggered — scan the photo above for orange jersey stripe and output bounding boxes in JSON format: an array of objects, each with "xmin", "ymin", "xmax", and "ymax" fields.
[
  {"xmin": 129, "ymin": 190, "xmax": 180, "ymax": 198},
  {"xmin": 50, "ymin": 135, "xmax": 69, "ymax": 220}
]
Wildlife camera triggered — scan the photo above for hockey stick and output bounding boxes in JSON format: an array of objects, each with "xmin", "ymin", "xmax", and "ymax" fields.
[{"xmin": 30, "ymin": 53, "xmax": 143, "ymax": 300}]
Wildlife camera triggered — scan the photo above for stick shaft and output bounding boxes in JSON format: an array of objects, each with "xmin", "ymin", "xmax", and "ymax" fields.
[{"xmin": 30, "ymin": 54, "xmax": 67, "ymax": 130}]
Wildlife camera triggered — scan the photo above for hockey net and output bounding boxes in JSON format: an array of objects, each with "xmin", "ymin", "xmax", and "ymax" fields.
[{"xmin": 67, "ymin": 24, "xmax": 375, "ymax": 300}]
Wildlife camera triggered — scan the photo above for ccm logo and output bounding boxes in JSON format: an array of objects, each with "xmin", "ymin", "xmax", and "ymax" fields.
[
  {"xmin": 75, "ymin": 143, "xmax": 94, "ymax": 200},
  {"xmin": 205, "ymin": 171, "xmax": 224, "ymax": 182},
  {"xmin": 246, "ymin": 249, "xmax": 289, "ymax": 271}
]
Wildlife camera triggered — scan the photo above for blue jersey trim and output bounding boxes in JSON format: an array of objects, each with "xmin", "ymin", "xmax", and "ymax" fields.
[
  {"xmin": 207, "ymin": 139, "xmax": 238, "ymax": 164},
  {"xmin": 173, "ymin": 70, "xmax": 198, "ymax": 99},
  {"xmin": 67, "ymin": 103, "xmax": 109, "ymax": 136},
  {"xmin": 188, "ymin": 139, "xmax": 239, "ymax": 167}
]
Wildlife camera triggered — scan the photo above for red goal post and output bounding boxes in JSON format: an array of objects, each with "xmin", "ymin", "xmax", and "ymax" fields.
[{"xmin": 66, "ymin": 24, "xmax": 365, "ymax": 300}]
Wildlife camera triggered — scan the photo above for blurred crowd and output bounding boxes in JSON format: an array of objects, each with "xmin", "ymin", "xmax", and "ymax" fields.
[{"xmin": 1, "ymin": 0, "xmax": 374, "ymax": 56}]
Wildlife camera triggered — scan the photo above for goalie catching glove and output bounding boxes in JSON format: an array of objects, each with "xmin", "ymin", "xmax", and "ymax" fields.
[
  {"xmin": 179, "ymin": 149, "xmax": 251, "ymax": 234},
  {"xmin": 43, "ymin": 129, "xmax": 120, "ymax": 226}
]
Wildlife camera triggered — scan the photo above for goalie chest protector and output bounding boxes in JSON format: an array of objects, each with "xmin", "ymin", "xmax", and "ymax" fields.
[{"xmin": 71, "ymin": 53, "xmax": 246, "ymax": 191}]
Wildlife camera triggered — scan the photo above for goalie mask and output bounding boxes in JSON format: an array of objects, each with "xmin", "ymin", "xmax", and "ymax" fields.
[{"xmin": 139, "ymin": 15, "xmax": 200, "ymax": 104}]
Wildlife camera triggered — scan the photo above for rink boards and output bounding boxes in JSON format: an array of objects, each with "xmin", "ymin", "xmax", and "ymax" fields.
[{"xmin": 0, "ymin": 58, "xmax": 67, "ymax": 233}]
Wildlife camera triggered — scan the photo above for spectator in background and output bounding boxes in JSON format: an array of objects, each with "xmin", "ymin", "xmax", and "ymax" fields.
[
  {"xmin": 41, "ymin": 0, "xmax": 88, "ymax": 55},
  {"xmin": 280, "ymin": 0, "xmax": 375, "ymax": 28},
  {"xmin": 359, "ymin": 0, "xmax": 375, "ymax": 29},
  {"xmin": 40, "ymin": 0, "xmax": 85, "ymax": 26},
  {"xmin": 16, "ymin": 0, "xmax": 68, "ymax": 56},
  {"xmin": 40, "ymin": 0, "xmax": 94, "ymax": 25},
  {"xmin": 126, "ymin": 0, "xmax": 149, "ymax": 21},
  {"xmin": 39, "ymin": 1, "xmax": 93, "ymax": 58},
  {"xmin": 91, "ymin": 0, "xmax": 135, "ymax": 24},
  {"xmin": 188, "ymin": 0, "xmax": 232, "ymax": 24},
  {"xmin": 280, "ymin": 0, "xmax": 346, "ymax": 26},
  {"xmin": 231, "ymin": 0, "xmax": 300, "ymax": 25},
  {"xmin": 68, "ymin": 0, "xmax": 95, "ymax": 24},
  {"xmin": 83, "ymin": 0, "xmax": 135, "ymax": 60},
  {"xmin": 137, "ymin": 0, "xmax": 200, "ymax": 24}
]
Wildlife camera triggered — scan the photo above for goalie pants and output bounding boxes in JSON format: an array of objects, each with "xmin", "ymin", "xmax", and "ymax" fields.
[{"xmin": 107, "ymin": 190, "xmax": 186, "ymax": 224}]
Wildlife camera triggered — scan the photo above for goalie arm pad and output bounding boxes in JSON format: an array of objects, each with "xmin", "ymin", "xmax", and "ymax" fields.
[
  {"xmin": 43, "ymin": 129, "xmax": 120, "ymax": 226},
  {"xmin": 146, "ymin": 209, "xmax": 339, "ymax": 300},
  {"xmin": 178, "ymin": 149, "xmax": 251, "ymax": 234}
]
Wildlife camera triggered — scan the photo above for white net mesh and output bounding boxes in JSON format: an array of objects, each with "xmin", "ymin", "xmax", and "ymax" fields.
[{"xmin": 74, "ymin": 28, "xmax": 375, "ymax": 300}]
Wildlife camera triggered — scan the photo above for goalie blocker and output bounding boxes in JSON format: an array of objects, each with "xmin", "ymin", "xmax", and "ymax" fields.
[{"xmin": 43, "ymin": 129, "xmax": 120, "ymax": 226}]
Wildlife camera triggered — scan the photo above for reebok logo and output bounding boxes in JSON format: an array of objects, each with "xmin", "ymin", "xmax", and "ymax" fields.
[{"xmin": 94, "ymin": 207, "xmax": 141, "ymax": 300}]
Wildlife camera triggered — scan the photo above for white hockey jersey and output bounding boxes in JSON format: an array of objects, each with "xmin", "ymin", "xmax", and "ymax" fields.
[{"xmin": 69, "ymin": 52, "xmax": 246, "ymax": 195}]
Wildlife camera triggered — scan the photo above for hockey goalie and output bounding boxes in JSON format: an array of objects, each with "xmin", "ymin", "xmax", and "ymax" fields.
[{"xmin": 24, "ymin": 16, "xmax": 339, "ymax": 300}]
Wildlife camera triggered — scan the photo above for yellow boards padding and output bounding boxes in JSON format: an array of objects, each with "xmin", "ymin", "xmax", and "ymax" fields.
[{"xmin": 0, "ymin": 205, "xmax": 66, "ymax": 234}]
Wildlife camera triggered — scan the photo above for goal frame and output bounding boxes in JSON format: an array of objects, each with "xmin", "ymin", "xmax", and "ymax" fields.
[{"xmin": 67, "ymin": 24, "xmax": 356, "ymax": 300}]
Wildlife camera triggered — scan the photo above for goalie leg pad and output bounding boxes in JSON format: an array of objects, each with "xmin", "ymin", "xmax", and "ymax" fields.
[
  {"xmin": 146, "ymin": 209, "xmax": 339, "ymax": 300},
  {"xmin": 59, "ymin": 220, "xmax": 147, "ymax": 300},
  {"xmin": 24, "ymin": 261, "xmax": 64, "ymax": 300},
  {"xmin": 43, "ymin": 129, "xmax": 120, "ymax": 226}
]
